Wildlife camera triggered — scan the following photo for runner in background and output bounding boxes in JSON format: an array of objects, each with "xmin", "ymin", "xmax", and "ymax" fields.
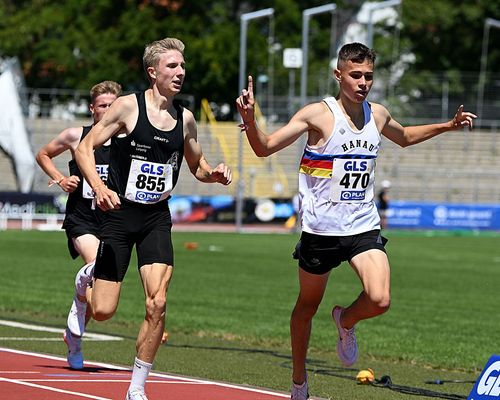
[
  {"xmin": 36, "ymin": 81, "xmax": 122, "ymax": 370},
  {"xmin": 377, "ymin": 179, "xmax": 391, "ymax": 230}
]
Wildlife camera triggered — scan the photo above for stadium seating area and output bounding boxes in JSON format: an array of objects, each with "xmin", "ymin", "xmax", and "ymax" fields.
[
  {"xmin": 0, "ymin": 150, "xmax": 17, "ymax": 192},
  {"xmin": 2, "ymin": 117, "xmax": 499, "ymax": 204}
]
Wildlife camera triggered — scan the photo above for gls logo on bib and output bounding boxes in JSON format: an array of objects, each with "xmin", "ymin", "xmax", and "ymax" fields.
[{"xmin": 468, "ymin": 355, "xmax": 500, "ymax": 399}]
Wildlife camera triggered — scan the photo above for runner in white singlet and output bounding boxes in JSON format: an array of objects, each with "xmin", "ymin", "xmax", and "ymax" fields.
[{"xmin": 236, "ymin": 42, "xmax": 476, "ymax": 400}]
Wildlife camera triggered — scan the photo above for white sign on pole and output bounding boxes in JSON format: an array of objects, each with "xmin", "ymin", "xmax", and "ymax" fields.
[{"xmin": 283, "ymin": 48, "xmax": 303, "ymax": 69}]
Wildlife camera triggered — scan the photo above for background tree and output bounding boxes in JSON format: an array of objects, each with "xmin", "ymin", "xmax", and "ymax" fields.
[{"xmin": 0, "ymin": 0, "xmax": 498, "ymax": 118}]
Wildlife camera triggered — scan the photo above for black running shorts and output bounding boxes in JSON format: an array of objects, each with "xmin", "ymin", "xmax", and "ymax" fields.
[
  {"xmin": 94, "ymin": 200, "xmax": 174, "ymax": 282},
  {"xmin": 293, "ymin": 229, "xmax": 388, "ymax": 275},
  {"xmin": 63, "ymin": 217, "xmax": 101, "ymax": 260}
]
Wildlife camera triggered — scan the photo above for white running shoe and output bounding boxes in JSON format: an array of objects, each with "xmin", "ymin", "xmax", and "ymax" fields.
[
  {"xmin": 67, "ymin": 295, "xmax": 87, "ymax": 337},
  {"xmin": 75, "ymin": 262, "xmax": 95, "ymax": 297},
  {"xmin": 125, "ymin": 389, "xmax": 149, "ymax": 400},
  {"xmin": 332, "ymin": 306, "xmax": 358, "ymax": 367},
  {"xmin": 290, "ymin": 376, "xmax": 309, "ymax": 400},
  {"xmin": 63, "ymin": 328, "xmax": 83, "ymax": 370}
]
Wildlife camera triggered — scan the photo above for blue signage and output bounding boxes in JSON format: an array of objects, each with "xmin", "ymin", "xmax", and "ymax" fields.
[
  {"xmin": 386, "ymin": 201, "xmax": 500, "ymax": 230},
  {"xmin": 468, "ymin": 355, "xmax": 500, "ymax": 399}
]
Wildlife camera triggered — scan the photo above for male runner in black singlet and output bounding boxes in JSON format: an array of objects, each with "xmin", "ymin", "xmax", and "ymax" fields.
[
  {"xmin": 36, "ymin": 80, "xmax": 122, "ymax": 370},
  {"xmin": 75, "ymin": 38, "xmax": 232, "ymax": 400}
]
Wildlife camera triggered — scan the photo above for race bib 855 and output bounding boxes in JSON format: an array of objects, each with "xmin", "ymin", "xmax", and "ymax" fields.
[{"xmin": 125, "ymin": 159, "xmax": 172, "ymax": 204}]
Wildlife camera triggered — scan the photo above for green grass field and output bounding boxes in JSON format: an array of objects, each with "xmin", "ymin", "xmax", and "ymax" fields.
[{"xmin": 0, "ymin": 229, "xmax": 498, "ymax": 400}]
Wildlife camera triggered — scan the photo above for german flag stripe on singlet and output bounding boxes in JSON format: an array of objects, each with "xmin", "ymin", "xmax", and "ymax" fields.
[{"xmin": 299, "ymin": 149, "xmax": 377, "ymax": 178}]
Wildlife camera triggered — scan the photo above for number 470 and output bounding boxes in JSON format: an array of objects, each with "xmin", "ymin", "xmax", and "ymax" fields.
[{"xmin": 339, "ymin": 173, "xmax": 370, "ymax": 189}]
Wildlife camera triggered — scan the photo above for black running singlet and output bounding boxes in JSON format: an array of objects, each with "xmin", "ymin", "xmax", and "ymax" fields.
[
  {"xmin": 63, "ymin": 126, "xmax": 110, "ymax": 225},
  {"xmin": 107, "ymin": 92, "xmax": 185, "ymax": 205}
]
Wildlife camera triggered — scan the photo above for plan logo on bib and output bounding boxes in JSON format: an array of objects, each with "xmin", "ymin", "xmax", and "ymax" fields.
[{"xmin": 468, "ymin": 355, "xmax": 500, "ymax": 400}]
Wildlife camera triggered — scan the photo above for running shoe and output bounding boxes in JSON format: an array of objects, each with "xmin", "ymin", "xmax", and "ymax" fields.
[
  {"xmin": 290, "ymin": 375, "xmax": 309, "ymax": 400},
  {"xmin": 63, "ymin": 328, "xmax": 83, "ymax": 370},
  {"xmin": 332, "ymin": 305, "xmax": 358, "ymax": 366},
  {"xmin": 126, "ymin": 389, "xmax": 149, "ymax": 400},
  {"xmin": 75, "ymin": 262, "xmax": 94, "ymax": 297},
  {"xmin": 67, "ymin": 294, "xmax": 87, "ymax": 337}
]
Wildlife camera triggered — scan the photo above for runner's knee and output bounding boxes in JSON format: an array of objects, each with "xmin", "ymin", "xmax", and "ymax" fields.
[
  {"xmin": 145, "ymin": 294, "xmax": 166, "ymax": 321},
  {"xmin": 366, "ymin": 290, "xmax": 390, "ymax": 314},
  {"xmin": 292, "ymin": 299, "xmax": 320, "ymax": 320},
  {"xmin": 92, "ymin": 304, "xmax": 117, "ymax": 321}
]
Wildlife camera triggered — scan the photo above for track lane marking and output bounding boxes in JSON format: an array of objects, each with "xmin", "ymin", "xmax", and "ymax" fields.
[
  {"xmin": 0, "ymin": 376, "xmax": 113, "ymax": 400},
  {"xmin": 0, "ymin": 319, "xmax": 122, "ymax": 341},
  {"xmin": 1, "ymin": 347, "xmax": 291, "ymax": 398}
]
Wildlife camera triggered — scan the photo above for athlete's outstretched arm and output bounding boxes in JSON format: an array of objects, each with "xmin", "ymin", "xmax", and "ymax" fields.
[
  {"xmin": 183, "ymin": 109, "xmax": 231, "ymax": 185},
  {"xmin": 378, "ymin": 104, "xmax": 477, "ymax": 147}
]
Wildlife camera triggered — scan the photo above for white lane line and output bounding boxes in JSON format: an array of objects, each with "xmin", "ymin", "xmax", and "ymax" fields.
[
  {"xmin": 0, "ymin": 376, "xmax": 113, "ymax": 400},
  {"xmin": 0, "ymin": 337, "xmax": 119, "ymax": 341},
  {"xmin": 0, "ymin": 319, "xmax": 122, "ymax": 341},
  {"xmin": 0, "ymin": 371, "xmax": 40, "ymax": 374},
  {"xmin": 1, "ymin": 347, "xmax": 291, "ymax": 398},
  {"xmin": 16, "ymin": 379, "xmax": 207, "ymax": 384}
]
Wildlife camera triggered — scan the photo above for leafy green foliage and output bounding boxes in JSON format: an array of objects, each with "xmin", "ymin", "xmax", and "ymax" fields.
[
  {"xmin": 0, "ymin": 1, "xmax": 498, "ymax": 118},
  {"xmin": 402, "ymin": 0, "xmax": 500, "ymax": 72}
]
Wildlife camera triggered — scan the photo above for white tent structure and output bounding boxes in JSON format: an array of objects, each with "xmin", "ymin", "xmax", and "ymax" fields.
[{"xmin": 0, "ymin": 60, "xmax": 35, "ymax": 193}]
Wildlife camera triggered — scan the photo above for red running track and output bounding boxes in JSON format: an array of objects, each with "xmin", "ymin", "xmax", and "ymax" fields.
[{"xmin": 0, "ymin": 347, "xmax": 290, "ymax": 400}]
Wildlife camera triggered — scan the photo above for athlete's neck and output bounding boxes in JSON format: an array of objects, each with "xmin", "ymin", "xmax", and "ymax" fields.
[
  {"xmin": 336, "ymin": 97, "xmax": 365, "ymax": 129},
  {"xmin": 146, "ymin": 87, "xmax": 176, "ymax": 113}
]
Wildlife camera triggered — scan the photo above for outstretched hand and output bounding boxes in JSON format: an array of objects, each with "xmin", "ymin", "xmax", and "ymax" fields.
[
  {"xmin": 235, "ymin": 75, "xmax": 255, "ymax": 125},
  {"xmin": 451, "ymin": 105, "xmax": 477, "ymax": 131}
]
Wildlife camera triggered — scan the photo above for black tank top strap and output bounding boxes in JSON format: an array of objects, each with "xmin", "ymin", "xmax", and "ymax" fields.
[
  {"xmin": 68, "ymin": 126, "xmax": 91, "ymax": 177},
  {"xmin": 80, "ymin": 125, "xmax": 92, "ymax": 142},
  {"xmin": 135, "ymin": 92, "xmax": 149, "ymax": 128}
]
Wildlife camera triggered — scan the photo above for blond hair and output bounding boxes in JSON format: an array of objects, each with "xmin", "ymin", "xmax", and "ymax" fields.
[
  {"xmin": 143, "ymin": 37, "xmax": 185, "ymax": 74},
  {"xmin": 90, "ymin": 81, "xmax": 122, "ymax": 103}
]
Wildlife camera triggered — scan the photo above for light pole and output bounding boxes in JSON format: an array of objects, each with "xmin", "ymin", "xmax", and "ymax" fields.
[
  {"xmin": 365, "ymin": 0, "xmax": 402, "ymax": 49},
  {"xmin": 236, "ymin": 8, "xmax": 274, "ymax": 232},
  {"xmin": 476, "ymin": 18, "xmax": 500, "ymax": 128},
  {"xmin": 300, "ymin": 4, "xmax": 337, "ymax": 107}
]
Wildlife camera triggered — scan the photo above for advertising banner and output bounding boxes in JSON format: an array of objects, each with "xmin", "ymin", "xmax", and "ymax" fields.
[
  {"xmin": 0, "ymin": 191, "xmax": 67, "ymax": 215},
  {"xmin": 467, "ymin": 355, "xmax": 500, "ymax": 400},
  {"xmin": 387, "ymin": 201, "xmax": 500, "ymax": 230},
  {"xmin": 2, "ymin": 192, "xmax": 499, "ymax": 230}
]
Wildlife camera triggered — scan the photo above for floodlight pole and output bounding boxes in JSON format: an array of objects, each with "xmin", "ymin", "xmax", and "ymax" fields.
[
  {"xmin": 236, "ymin": 8, "xmax": 274, "ymax": 232},
  {"xmin": 300, "ymin": 4, "xmax": 337, "ymax": 108},
  {"xmin": 365, "ymin": 0, "xmax": 401, "ymax": 48},
  {"xmin": 476, "ymin": 18, "xmax": 500, "ymax": 128}
]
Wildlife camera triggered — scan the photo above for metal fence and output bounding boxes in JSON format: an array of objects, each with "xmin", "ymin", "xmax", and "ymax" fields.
[
  {"xmin": 17, "ymin": 69, "xmax": 500, "ymax": 130},
  {"xmin": 255, "ymin": 70, "xmax": 499, "ymax": 130},
  {"xmin": 16, "ymin": 69, "xmax": 500, "ymax": 204}
]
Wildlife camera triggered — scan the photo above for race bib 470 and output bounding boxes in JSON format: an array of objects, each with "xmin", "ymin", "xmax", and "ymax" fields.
[{"xmin": 330, "ymin": 158, "xmax": 375, "ymax": 203}]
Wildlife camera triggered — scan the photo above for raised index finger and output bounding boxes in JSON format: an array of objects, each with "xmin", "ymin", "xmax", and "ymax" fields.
[{"xmin": 248, "ymin": 75, "xmax": 253, "ymax": 95}]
